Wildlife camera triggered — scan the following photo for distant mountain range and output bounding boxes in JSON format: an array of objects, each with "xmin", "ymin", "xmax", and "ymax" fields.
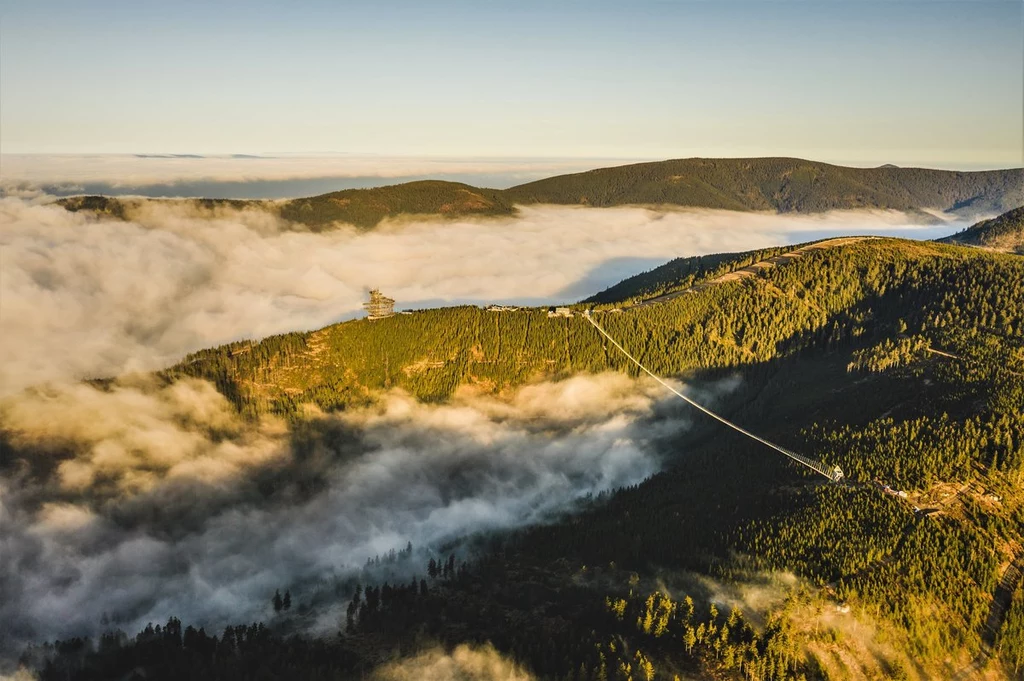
[
  {"xmin": 57, "ymin": 181, "xmax": 516, "ymax": 232},
  {"xmin": 504, "ymin": 157, "xmax": 1024, "ymax": 216},
  {"xmin": 57, "ymin": 157, "xmax": 1024, "ymax": 229}
]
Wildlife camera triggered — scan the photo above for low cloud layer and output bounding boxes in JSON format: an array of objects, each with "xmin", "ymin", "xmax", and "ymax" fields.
[
  {"xmin": 0, "ymin": 372, "xmax": 683, "ymax": 653},
  {"xmin": 0, "ymin": 197, "xmax": 960, "ymax": 395},
  {"xmin": 1, "ymin": 154, "xmax": 619, "ymax": 198},
  {"xmin": 373, "ymin": 644, "xmax": 534, "ymax": 681},
  {"xmin": 0, "ymin": 189, "xmax": 972, "ymax": 664},
  {"xmin": 0, "ymin": 670, "xmax": 36, "ymax": 681}
]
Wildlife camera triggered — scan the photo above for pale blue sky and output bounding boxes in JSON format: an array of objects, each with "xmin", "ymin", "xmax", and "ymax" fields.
[{"xmin": 2, "ymin": 0, "xmax": 1021, "ymax": 168}]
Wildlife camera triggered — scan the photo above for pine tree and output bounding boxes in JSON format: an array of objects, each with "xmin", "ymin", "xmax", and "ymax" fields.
[{"xmin": 683, "ymin": 625, "xmax": 697, "ymax": 653}]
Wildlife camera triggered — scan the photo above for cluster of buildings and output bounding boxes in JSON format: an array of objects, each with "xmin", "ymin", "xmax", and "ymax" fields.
[
  {"xmin": 486, "ymin": 305, "xmax": 575, "ymax": 317},
  {"xmin": 362, "ymin": 290, "xmax": 579, "ymax": 320}
]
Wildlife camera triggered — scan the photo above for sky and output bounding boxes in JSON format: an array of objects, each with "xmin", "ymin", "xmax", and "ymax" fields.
[{"xmin": 1, "ymin": 0, "xmax": 1022, "ymax": 169}]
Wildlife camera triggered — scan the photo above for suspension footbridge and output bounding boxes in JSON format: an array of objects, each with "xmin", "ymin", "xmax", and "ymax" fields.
[{"xmin": 582, "ymin": 311, "xmax": 844, "ymax": 483}]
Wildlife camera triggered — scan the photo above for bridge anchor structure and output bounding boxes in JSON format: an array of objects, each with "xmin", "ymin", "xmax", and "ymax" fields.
[{"xmin": 582, "ymin": 311, "xmax": 844, "ymax": 483}]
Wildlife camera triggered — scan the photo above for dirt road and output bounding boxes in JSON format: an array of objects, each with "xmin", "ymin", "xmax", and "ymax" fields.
[{"xmin": 627, "ymin": 236, "xmax": 875, "ymax": 309}]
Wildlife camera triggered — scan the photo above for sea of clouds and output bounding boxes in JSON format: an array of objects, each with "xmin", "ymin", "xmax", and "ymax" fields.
[
  {"xmin": 0, "ymin": 197, "xmax": 963, "ymax": 395},
  {"xmin": 0, "ymin": 154, "xmax": 620, "ymax": 198},
  {"xmin": 0, "ymin": 188, "xmax": 970, "ymax": 663},
  {"xmin": 0, "ymin": 373, "xmax": 682, "ymax": 655}
]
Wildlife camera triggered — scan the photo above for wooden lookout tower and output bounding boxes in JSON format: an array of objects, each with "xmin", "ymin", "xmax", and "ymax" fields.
[{"xmin": 363, "ymin": 289, "xmax": 396, "ymax": 320}]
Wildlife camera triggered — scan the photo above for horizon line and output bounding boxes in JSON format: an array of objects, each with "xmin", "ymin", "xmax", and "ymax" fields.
[{"xmin": 3, "ymin": 152, "xmax": 1022, "ymax": 174}]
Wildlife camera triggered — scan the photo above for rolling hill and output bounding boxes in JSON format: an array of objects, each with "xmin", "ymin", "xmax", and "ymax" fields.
[
  {"xmin": 275, "ymin": 180, "xmax": 516, "ymax": 229},
  {"xmin": 165, "ymin": 237, "xmax": 1024, "ymax": 678},
  {"xmin": 171, "ymin": 237, "xmax": 1023, "ymax": 419},
  {"xmin": 12, "ymin": 236, "xmax": 1024, "ymax": 679},
  {"xmin": 56, "ymin": 157, "xmax": 1024, "ymax": 229},
  {"xmin": 504, "ymin": 157, "xmax": 1024, "ymax": 216},
  {"xmin": 940, "ymin": 205, "xmax": 1024, "ymax": 253},
  {"xmin": 58, "ymin": 180, "xmax": 516, "ymax": 230}
]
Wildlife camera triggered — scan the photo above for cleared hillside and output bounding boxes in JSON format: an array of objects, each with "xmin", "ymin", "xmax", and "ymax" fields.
[{"xmin": 940, "ymin": 205, "xmax": 1024, "ymax": 253}]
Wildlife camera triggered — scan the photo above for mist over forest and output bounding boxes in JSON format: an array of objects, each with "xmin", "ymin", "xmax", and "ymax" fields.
[
  {"xmin": 4, "ymin": 153, "xmax": 1024, "ymax": 680},
  {"xmin": 0, "ymin": 194, "xmax": 961, "ymax": 394},
  {"xmin": 3, "ymin": 0, "xmax": 1023, "ymax": 676}
]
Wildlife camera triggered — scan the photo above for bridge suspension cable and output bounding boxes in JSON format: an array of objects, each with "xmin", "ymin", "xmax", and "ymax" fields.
[{"xmin": 582, "ymin": 311, "xmax": 843, "ymax": 483}]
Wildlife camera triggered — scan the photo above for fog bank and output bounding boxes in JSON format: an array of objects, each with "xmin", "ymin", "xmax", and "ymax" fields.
[
  {"xmin": 373, "ymin": 644, "xmax": 534, "ymax": 681},
  {"xmin": 0, "ymin": 198, "xmax": 960, "ymax": 395},
  {"xmin": 0, "ymin": 192, "xmax": 966, "ymax": 658},
  {"xmin": 0, "ymin": 154, "xmax": 621, "ymax": 198},
  {"xmin": 0, "ymin": 373, "xmax": 686, "ymax": 653}
]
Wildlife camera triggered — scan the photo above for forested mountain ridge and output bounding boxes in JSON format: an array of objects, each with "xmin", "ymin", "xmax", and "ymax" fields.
[
  {"xmin": 276, "ymin": 180, "xmax": 516, "ymax": 229},
  {"xmin": 171, "ymin": 237, "xmax": 1022, "ymax": 419},
  {"xmin": 504, "ymin": 158, "xmax": 1024, "ymax": 217},
  {"xmin": 58, "ymin": 194, "xmax": 259, "ymax": 220},
  {"xmin": 58, "ymin": 180, "xmax": 515, "ymax": 230},
  {"xmin": 19, "ymin": 237, "xmax": 1024, "ymax": 679},
  {"xmin": 582, "ymin": 237, "xmax": 870, "ymax": 306},
  {"xmin": 56, "ymin": 157, "xmax": 1024, "ymax": 229},
  {"xmin": 939, "ymin": 205, "xmax": 1024, "ymax": 253}
]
